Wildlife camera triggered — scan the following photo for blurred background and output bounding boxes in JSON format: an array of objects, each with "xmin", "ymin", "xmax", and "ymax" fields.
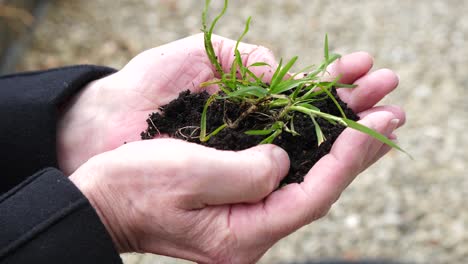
[{"xmin": 2, "ymin": 0, "xmax": 468, "ymax": 263}]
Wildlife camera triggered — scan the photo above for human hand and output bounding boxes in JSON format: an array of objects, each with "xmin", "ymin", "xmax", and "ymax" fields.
[
  {"xmin": 69, "ymin": 113, "xmax": 402, "ymax": 264},
  {"xmin": 57, "ymin": 34, "xmax": 403, "ymax": 177},
  {"xmin": 57, "ymin": 34, "xmax": 280, "ymax": 175},
  {"xmin": 65, "ymin": 34, "xmax": 405, "ymax": 263}
]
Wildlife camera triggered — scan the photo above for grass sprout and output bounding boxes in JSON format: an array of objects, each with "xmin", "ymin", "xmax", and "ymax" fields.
[{"xmin": 200, "ymin": 0, "xmax": 409, "ymax": 156}]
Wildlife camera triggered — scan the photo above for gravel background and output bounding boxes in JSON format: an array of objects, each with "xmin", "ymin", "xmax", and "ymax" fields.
[{"xmin": 15, "ymin": 1, "xmax": 468, "ymax": 263}]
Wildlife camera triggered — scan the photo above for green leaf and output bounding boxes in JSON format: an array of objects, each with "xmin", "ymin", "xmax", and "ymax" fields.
[
  {"xmin": 270, "ymin": 78, "xmax": 314, "ymax": 95},
  {"xmin": 311, "ymin": 116, "xmax": 326, "ymax": 146},
  {"xmin": 204, "ymin": 123, "xmax": 227, "ymax": 141},
  {"xmin": 327, "ymin": 53, "xmax": 341, "ymax": 64},
  {"xmin": 335, "ymin": 83, "xmax": 357, "ymax": 88},
  {"xmin": 317, "ymin": 77, "xmax": 347, "ymax": 118},
  {"xmin": 259, "ymin": 129, "xmax": 282, "ymax": 144},
  {"xmin": 235, "ymin": 16, "xmax": 251, "ymax": 51},
  {"xmin": 244, "ymin": 67, "xmax": 266, "ymax": 84},
  {"xmin": 315, "ymin": 81, "xmax": 357, "ymax": 89},
  {"xmin": 249, "ymin": 62, "xmax": 271, "ymax": 67},
  {"xmin": 324, "ymin": 34, "xmax": 329, "ymax": 61},
  {"xmin": 270, "ymin": 56, "xmax": 298, "ymax": 92},
  {"xmin": 202, "ymin": 0, "xmax": 228, "ymax": 76},
  {"xmin": 269, "ymin": 98, "xmax": 289, "ymax": 108},
  {"xmin": 291, "ymin": 83, "xmax": 305, "ymax": 100},
  {"xmin": 245, "ymin": 129, "xmax": 274, "ymax": 135},
  {"xmin": 288, "ymin": 116, "xmax": 300, "ymax": 136},
  {"xmin": 297, "ymin": 103, "xmax": 320, "ymax": 112},
  {"xmin": 200, "ymin": 93, "xmax": 218, "ymax": 142},
  {"xmin": 343, "ymin": 118, "xmax": 412, "ymax": 157},
  {"xmin": 223, "ymin": 85, "xmax": 268, "ymax": 98},
  {"xmin": 271, "ymin": 121, "xmax": 284, "ymax": 130},
  {"xmin": 270, "ymin": 58, "xmax": 283, "ymax": 87},
  {"xmin": 289, "ymin": 64, "xmax": 316, "ymax": 80}
]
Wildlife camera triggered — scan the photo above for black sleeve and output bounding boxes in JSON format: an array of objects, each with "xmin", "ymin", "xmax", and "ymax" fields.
[
  {"xmin": 0, "ymin": 168, "xmax": 122, "ymax": 264},
  {"xmin": 0, "ymin": 65, "xmax": 115, "ymax": 194},
  {"xmin": 0, "ymin": 66, "xmax": 122, "ymax": 263}
]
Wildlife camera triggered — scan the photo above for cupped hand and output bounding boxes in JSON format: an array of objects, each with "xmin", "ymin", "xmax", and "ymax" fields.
[
  {"xmin": 57, "ymin": 34, "xmax": 279, "ymax": 175},
  {"xmin": 66, "ymin": 34, "xmax": 405, "ymax": 263}
]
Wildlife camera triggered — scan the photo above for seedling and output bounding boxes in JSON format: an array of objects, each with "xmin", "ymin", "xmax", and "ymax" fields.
[
  {"xmin": 199, "ymin": 0, "xmax": 406, "ymax": 154},
  {"xmin": 142, "ymin": 0, "xmax": 409, "ymax": 185}
]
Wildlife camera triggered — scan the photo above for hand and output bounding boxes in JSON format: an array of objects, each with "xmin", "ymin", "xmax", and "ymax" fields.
[
  {"xmin": 57, "ymin": 34, "xmax": 279, "ymax": 175},
  {"xmin": 68, "ymin": 35, "xmax": 405, "ymax": 263},
  {"xmin": 70, "ymin": 139, "xmax": 290, "ymax": 263}
]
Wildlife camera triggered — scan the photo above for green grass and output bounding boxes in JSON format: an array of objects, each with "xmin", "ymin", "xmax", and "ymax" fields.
[{"xmin": 200, "ymin": 0, "xmax": 409, "ymax": 157}]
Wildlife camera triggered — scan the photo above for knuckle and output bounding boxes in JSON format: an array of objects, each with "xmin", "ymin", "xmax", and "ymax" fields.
[
  {"xmin": 316, "ymin": 206, "xmax": 331, "ymax": 219},
  {"xmin": 247, "ymin": 46, "xmax": 275, "ymax": 64},
  {"xmin": 310, "ymin": 204, "xmax": 332, "ymax": 221}
]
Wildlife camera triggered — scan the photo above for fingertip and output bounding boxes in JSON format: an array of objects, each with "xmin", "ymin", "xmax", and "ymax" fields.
[
  {"xmin": 253, "ymin": 144, "xmax": 290, "ymax": 180},
  {"xmin": 353, "ymin": 51, "xmax": 374, "ymax": 66},
  {"xmin": 358, "ymin": 105, "xmax": 406, "ymax": 127},
  {"xmin": 359, "ymin": 111, "xmax": 396, "ymax": 130},
  {"xmin": 378, "ymin": 68, "xmax": 400, "ymax": 87},
  {"xmin": 271, "ymin": 145, "xmax": 291, "ymax": 179},
  {"xmin": 327, "ymin": 51, "xmax": 374, "ymax": 85}
]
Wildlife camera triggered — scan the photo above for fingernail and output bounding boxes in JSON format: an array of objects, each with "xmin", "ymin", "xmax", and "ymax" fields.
[{"xmin": 389, "ymin": 119, "xmax": 400, "ymax": 130}]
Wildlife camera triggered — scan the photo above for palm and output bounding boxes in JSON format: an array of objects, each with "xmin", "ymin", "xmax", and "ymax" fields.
[
  {"xmin": 98, "ymin": 34, "xmax": 280, "ymax": 154},
  {"xmin": 59, "ymin": 35, "xmax": 224, "ymax": 174},
  {"xmin": 102, "ymin": 36, "xmax": 216, "ymax": 149}
]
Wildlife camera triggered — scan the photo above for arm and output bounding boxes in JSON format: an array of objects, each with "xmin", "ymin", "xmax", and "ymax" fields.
[
  {"xmin": 0, "ymin": 65, "xmax": 115, "ymax": 194},
  {"xmin": 0, "ymin": 66, "xmax": 121, "ymax": 263},
  {"xmin": 0, "ymin": 168, "xmax": 121, "ymax": 263}
]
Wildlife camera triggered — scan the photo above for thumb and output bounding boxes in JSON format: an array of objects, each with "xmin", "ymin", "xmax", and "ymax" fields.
[{"xmin": 210, "ymin": 34, "xmax": 279, "ymax": 82}]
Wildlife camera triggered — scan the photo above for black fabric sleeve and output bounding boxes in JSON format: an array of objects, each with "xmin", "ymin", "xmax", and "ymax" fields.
[
  {"xmin": 0, "ymin": 168, "xmax": 122, "ymax": 263},
  {"xmin": 0, "ymin": 65, "xmax": 115, "ymax": 194},
  {"xmin": 0, "ymin": 66, "xmax": 122, "ymax": 263}
]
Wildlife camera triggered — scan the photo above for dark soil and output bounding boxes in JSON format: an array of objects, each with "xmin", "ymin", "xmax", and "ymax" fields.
[{"xmin": 141, "ymin": 89, "xmax": 358, "ymax": 185}]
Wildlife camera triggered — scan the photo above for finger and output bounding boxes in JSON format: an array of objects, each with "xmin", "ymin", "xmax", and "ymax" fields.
[
  {"xmin": 162, "ymin": 140, "xmax": 290, "ymax": 207},
  {"xmin": 364, "ymin": 141, "xmax": 393, "ymax": 169},
  {"xmin": 341, "ymin": 69, "xmax": 400, "ymax": 112},
  {"xmin": 324, "ymin": 51, "xmax": 374, "ymax": 85},
  {"xmin": 358, "ymin": 105, "xmax": 406, "ymax": 128},
  {"xmin": 234, "ymin": 111, "xmax": 398, "ymax": 239},
  {"xmin": 211, "ymin": 34, "xmax": 279, "ymax": 82}
]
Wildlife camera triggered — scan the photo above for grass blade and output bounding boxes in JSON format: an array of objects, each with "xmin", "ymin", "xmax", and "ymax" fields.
[
  {"xmin": 249, "ymin": 62, "xmax": 271, "ymax": 67},
  {"xmin": 324, "ymin": 34, "xmax": 329, "ymax": 61},
  {"xmin": 297, "ymin": 103, "xmax": 320, "ymax": 112},
  {"xmin": 270, "ymin": 78, "xmax": 314, "ymax": 95},
  {"xmin": 245, "ymin": 67, "xmax": 267, "ymax": 84},
  {"xmin": 203, "ymin": 123, "xmax": 227, "ymax": 141},
  {"xmin": 343, "ymin": 118, "xmax": 412, "ymax": 157},
  {"xmin": 235, "ymin": 16, "xmax": 251, "ymax": 52},
  {"xmin": 270, "ymin": 58, "xmax": 283, "ymax": 87},
  {"xmin": 245, "ymin": 129, "xmax": 274, "ymax": 135},
  {"xmin": 311, "ymin": 116, "xmax": 326, "ymax": 146},
  {"xmin": 200, "ymin": 93, "xmax": 218, "ymax": 142},
  {"xmin": 203, "ymin": 0, "xmax": 228, "ymax": 76},
  {"xmin": 270, "ymin": 56, "xmax": 298, "ymax": 93},
  {"xmin": 317, "ymin": 77, "xmax": 347, "ymax": 118},
  {"xmin": 223, "ymin": 85, "xmax": 268, "ymax": 98},
  {"xmin": 259, "ymin": 129, "xmax": 282, "ymax": 144}
]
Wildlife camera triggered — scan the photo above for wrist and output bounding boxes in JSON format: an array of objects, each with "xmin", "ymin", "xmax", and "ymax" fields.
[
  {"xmin": 69, "ymin": 158, "xmax": 129, "ymax": 253},
  {"xmin": 56, "ymin": 76, "xmax": 107, "ymax": 175}
]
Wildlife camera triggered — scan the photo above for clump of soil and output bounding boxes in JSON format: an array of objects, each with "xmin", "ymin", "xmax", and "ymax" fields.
[{"xmin": 141, "ymin": 89, "xmax": 358, "ymax": 185}]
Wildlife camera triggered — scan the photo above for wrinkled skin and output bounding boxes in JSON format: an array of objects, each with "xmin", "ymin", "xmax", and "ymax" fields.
[{"xmin": 63, "ymin": 34, "xmax": 405, "ymax": 263}]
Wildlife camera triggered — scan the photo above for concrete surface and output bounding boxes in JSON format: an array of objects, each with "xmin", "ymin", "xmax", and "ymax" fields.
[{"xmin": 15, "ymin": 0, "xmax": 468, "ymax": 263}]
